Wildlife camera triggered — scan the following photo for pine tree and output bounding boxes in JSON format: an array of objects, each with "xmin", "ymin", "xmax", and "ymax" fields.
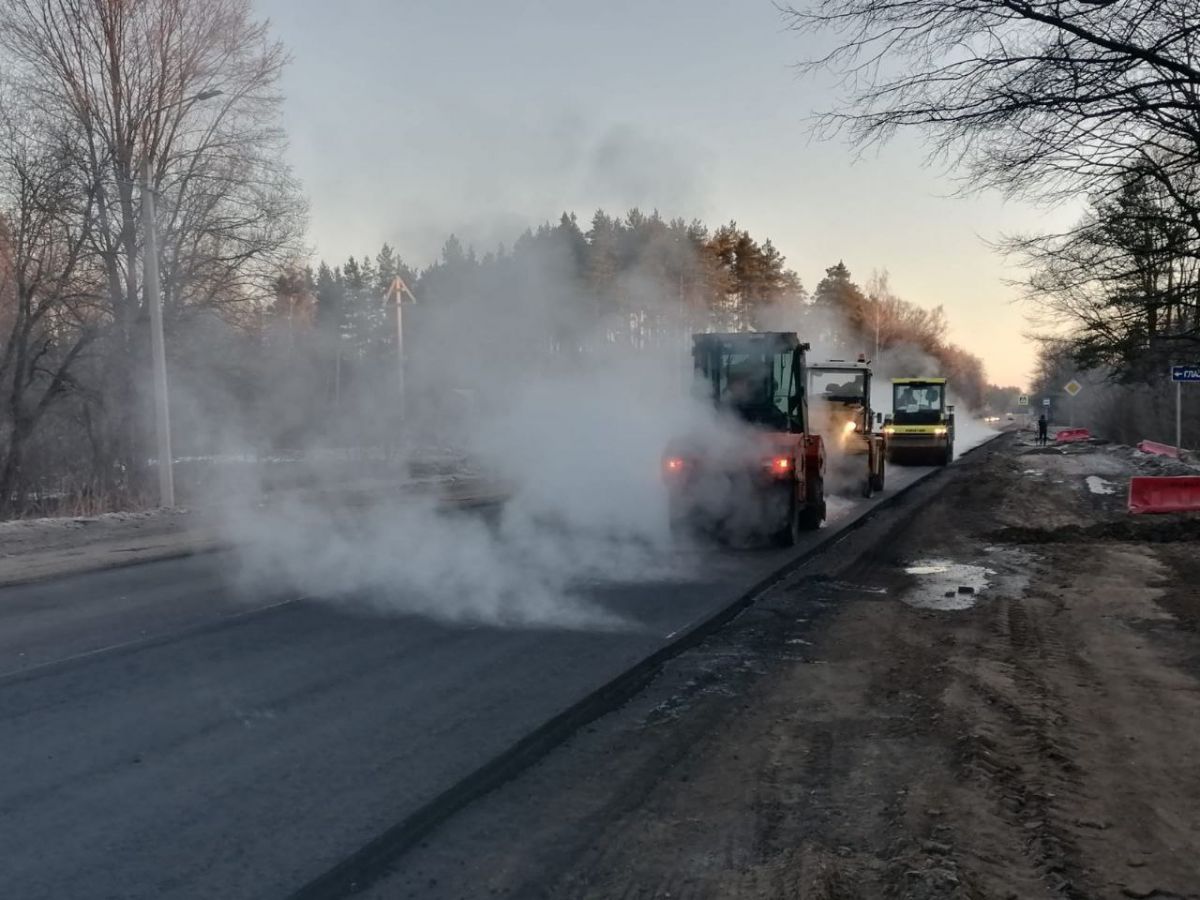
[
  {"xmin": 375, "ymin": 244, "xmax": 398, "ymax": 294},
  {"xmin": 586, "ymin": 210, "xmax": 621, "ymax": 338},
  {"xmin": 812, "ymin": 261, "xmax": 870, "ymax": 352},
  {"xmin": 314, "ymin": 262, "xmax": 344, "ymax": 339}
]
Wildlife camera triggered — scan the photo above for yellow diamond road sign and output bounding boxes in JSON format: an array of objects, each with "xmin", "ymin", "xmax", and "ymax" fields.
[{"xmin": 1064, "ymin": 380, "xmax": 1083, "ymax": 397}]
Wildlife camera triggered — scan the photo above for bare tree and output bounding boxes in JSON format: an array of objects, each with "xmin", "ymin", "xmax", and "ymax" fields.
[
  {"xmin": 0, "ymin": 0, "xmax": 306, "ymax": 499},
  {"xmin": 1016, "ymin": 164, "xmax": 1200, "ymax": 378},
  {"xmin": 783, "ymin": 0, "xmax": 1200, "ymax": 206},
  {"xmin": 863, "ymin": 269, "xmax": 949, "ymax": 358},
  {"xmin": 0, "ymin": 116, "xmax": 102, "ymax": 513}
]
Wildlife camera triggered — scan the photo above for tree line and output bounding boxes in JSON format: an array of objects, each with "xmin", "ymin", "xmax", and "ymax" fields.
[{"xmin": 290, "ymin": 213, "xmax": 994, "ymax": 430}]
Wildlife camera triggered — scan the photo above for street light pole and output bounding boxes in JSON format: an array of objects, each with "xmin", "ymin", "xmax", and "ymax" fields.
[
  {"xmin": 141, "ymin": 157, "xmax": 174, "ymax": 507},
  {"xmin": 387, "ymin": 275, "xmax": 416, "ymax": 423},
  {"xmin": 396, "ymin": 293, "xmax": 406, "ymax": 423},
  {"xmin": 138, "ymin": 89, "xmax": 221, "ymax": 507}
]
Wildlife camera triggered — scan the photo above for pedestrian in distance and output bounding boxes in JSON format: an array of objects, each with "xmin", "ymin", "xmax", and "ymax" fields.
[{"xmin": 1037, "ymin": 413, "xmax": 1049, "ymax": 446}]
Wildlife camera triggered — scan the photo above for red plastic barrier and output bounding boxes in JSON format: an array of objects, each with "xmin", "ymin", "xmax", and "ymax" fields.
[
  {"xmin": 1137, "ymin": 439, "xmax": 1181, "ymax": 459},
  {"xmin": 1129, "ymin": 476, "xmax": 1200, "ymax": 514},
  {"xmin": 1055, "ymin": 428, "xmax": 1092, "ymax": 443}
]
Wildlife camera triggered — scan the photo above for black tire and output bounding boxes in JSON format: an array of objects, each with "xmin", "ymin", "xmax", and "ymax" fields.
[
  {"xmin": 870, "ymin": 457, "xmax": 886, "ymax": 492},
  {"xmin": 771, "ymin": 493, "xmax": 800, "ymax": 547},
  {"xmin": 798, "ymin": 476, "xmax": 825, "ymax": 531},
  {"xmin": 862, "ymin": 447, "xmax": 878, "ymax": 497}
]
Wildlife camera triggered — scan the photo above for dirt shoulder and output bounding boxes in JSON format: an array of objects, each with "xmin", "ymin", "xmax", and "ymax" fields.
[
  {"xmin": 0, "ymin": 474, "xmax": 506, "ymax": 589},
  {"xmin": 371, "ymin": 433, "xmax": 1200, "ymax": 900},
  {"xmin": 0, "ymin": 508, "xmax": 220, "ymax": 587}
]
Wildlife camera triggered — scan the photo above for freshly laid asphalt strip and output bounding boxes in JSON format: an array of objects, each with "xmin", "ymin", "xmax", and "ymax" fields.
[{"xmin": 0, "ymin": 455, "xmax": 982, "ymax": 900}]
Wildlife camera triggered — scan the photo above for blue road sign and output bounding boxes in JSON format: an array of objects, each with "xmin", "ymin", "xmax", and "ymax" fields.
[{"xmin": 1172, "ymin": 365, "xmax": 1200, "ymax": 382}]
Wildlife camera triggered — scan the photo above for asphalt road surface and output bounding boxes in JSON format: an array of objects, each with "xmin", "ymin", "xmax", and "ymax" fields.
[{"xmin": 0, "ymin": 463, "xmax": 939, "ymax": 899}]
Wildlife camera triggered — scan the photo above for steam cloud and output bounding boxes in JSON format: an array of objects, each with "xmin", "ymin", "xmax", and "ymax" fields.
[
  {"xmin": 204, "ymin": 244, "xmax": 993, "ymax": 631},
  {"xmin": 216, "ymin": 334, "xmax": 742, "ymax": 631}
]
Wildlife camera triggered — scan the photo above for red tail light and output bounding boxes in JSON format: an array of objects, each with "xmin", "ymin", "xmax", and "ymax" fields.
[
  {"xmin": 665, "ymin": 457, "xmax": 686, "ymax": 473},
  {"xmin": 768, "ymin": 456, "xmax": 791, "ymax": 474}
]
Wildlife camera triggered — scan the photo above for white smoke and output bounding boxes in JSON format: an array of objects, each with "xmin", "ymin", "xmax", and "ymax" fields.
[
  {"xmin": 211, "ymin": 249, "xmax": 994, "ymax": 630},
  {"xmin": 214, "ymin": 261, "xmax": 759, "ymax": 630}
]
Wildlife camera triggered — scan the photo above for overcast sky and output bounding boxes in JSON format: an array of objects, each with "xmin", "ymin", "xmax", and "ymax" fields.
[{"xmin": 255, "ymin": 0, "xmax": 1081, "ymax": 387}]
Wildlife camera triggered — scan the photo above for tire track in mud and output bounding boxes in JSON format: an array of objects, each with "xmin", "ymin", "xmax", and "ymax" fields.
[
  {"xmin": 749, "ymin": 724, "xmax": 858, "ymax": 900},
  {"xmin": 843, "ymin": 439, "xmax": 1097, "ymax": 899},
  {"xmin": 947, "ymin": 579, "xmax": 1105, "ymax": 899}
]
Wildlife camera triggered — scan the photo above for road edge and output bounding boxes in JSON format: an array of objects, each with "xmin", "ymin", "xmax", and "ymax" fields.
[
  {"xmin": 0, "ymin": 488, "xmax": 510, "ymax": 592},
  {"xmin": 288, "ymin": 432, "xmax": 1006, "ymax": 899}
]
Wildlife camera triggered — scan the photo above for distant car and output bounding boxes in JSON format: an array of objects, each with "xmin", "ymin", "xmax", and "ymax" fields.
[{"xmin": 1006, "ymin": 413, "xmax": 1014, "ymax": 421}]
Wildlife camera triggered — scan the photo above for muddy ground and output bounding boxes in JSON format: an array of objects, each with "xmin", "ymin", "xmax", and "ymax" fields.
[{"xmin": 372, "ymin": 432, "xmax": 1200, "ymax": 900}]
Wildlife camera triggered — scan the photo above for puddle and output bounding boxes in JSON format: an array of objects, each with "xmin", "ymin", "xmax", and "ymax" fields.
[
  {"xmin": 901, "ymin": 559, "xmax": 995, "ymax": 611},
  {"xmin": 1085, "ymin": 475, "xmax": 1117, "ymax": 495},
  {"xmin": 905, "ymin": 564, "xmax": 950, "ymax": 576},
  {"xmin": 828, "ymin": 581, "xmax": 889, "ymax": 594}
]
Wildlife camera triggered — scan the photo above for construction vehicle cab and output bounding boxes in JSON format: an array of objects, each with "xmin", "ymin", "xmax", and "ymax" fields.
[
  {"xmin": 808, "ymin": 356, "xmax": 887, "ymax": 497},
  {"xmin": 691, "ymin": 332, "xmax": 808, "ymax": 432},
  {"xmin": 664, "ymin": 333, "xmax": 826, "ymax": 546},
  {"xmin": 884, "ymin": 378, "xmax": 955, "ymax": 465}
]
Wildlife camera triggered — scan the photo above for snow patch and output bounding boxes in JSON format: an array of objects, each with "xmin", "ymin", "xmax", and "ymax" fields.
[
  {"xmin": 1085, "ymin": 476, "xmax": 1117, "ymax": 495},
  {"xmin": 0, "ymin": 507, "xmax": 188, "ymax": 533}
]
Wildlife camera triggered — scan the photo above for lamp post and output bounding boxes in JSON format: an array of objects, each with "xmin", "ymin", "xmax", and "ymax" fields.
[
  {"xmin": 140, "ymin": 157, "xmax": 173, "ymax": 507},
  {"xmin": 140, "ymin": 89, "xmax": 221, "ymax": 507},
  {"xmin": 386, "ymin": 275, "xmax": 417, "ymax": 423}
]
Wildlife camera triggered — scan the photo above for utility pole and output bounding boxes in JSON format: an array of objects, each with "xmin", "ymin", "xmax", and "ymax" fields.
[
  {"xmin": 141, "ymin": 158, "xmax": 174, "ymax": 507},
  {"xmin": 1178, "ymin": 378, "xmax": 1183, "ymax": 456},
  {"xmin": 138, "ymin": 89, "xmax": 221, "ymax": 508},
  {"xmin": 395, "ymin": 284, "xmax": 405, "ymax": 422},
  {"xmin": 386, "ymin": 275, "xmax": 417, "ymax": 422},
  {"xmin": 334, "ymin": 341, "xmax": 342, "ymax": 411}
]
